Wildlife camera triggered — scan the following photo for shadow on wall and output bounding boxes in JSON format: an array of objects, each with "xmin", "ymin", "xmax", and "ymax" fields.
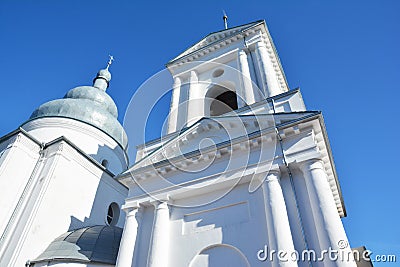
[
  {"xmin": 89, "ymin": 143, "xmax": 128, "ymax": 175},
  {"xmin": 28, "ymin": 142, "xmax": 129, "ymax": 266},
  {"xmin": 68, "ymin": 143, "xmax": 128, "ymax": 231}
]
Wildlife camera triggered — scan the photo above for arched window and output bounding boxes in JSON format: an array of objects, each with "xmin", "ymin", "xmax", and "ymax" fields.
[
  {"xmin": 206, "ymin": 83, "xmax": 238, "ymax": 117},
  {"xmin": 210, "ymin": 91, "xmax": 238, "ymax": 116}
]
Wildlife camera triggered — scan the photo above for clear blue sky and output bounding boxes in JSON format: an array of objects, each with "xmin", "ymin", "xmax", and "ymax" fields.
[{"xmin": 1, "ymin": 0, "xmax": 399, "ymax": 261}]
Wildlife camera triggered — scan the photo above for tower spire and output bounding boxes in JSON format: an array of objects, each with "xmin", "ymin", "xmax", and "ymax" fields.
[{"xmin": 222, "ymin": 10, "xmax": 228, "ymax": 29}]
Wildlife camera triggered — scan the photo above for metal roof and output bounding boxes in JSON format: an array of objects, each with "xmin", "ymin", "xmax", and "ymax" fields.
[
  {"xmin": 29, "ymin": 69, "xmax": 128, "ymax": 150},
  {"xmin": 32, "ymin": 225, "xmax": 123, "ymax": 265}
]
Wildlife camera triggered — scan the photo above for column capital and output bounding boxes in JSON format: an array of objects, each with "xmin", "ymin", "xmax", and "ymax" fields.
[
  {"xmin": 173, "ymin": 76, "xmax": 182, "ymax": 86},
  {"xmin": 251, "ymin": 168, "xmax": 280, "ymax": 185},
  {"xmin": 135, "ymin": 206, "xmax": 144, "ymax": 220},
  {"xmin": 238, "ymin": 49, "xmax": 247, "ymax": 56},
  {"xmin": 267, "ymin": 168, "xmax": 280, "ymax": 175},
  {"xmin": 250, "ymin": 169, "xmax": 281, "ymax": 193},
  {"xmin": 173, "ymin": 76, "xmax": 181, "ymax": 82},
  {"xmin": 265, "ymin": 169, "xmax": 280, "ymax": 183},
  {"xmin": 298, "ymin": 158, "xmax": 324, "ymax": 173},
  {"xmin": 153, "ymin": 201, "xmax": 169, "ymax": 210},
  {"xmin": 255, "ymin": 40, "xmax": 267, "ymax": 49},
  {"xmin": 121, "ymin": 202, "xmax": 140, "ymax": 214},
  {"xmin": 189, "ymin": 70, "xmax": 198, "ymax": 82},
  {"xmin": 150, "ymin": 198, "xmax": 170, "ymax": 210}
]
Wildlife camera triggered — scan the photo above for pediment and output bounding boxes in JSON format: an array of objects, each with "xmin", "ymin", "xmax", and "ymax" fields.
[
  {"xmin": 123, "ymin": 111, "xmax": 320, "ymax": 175},
  {"xmin": 168, "ymin": 20, "xmax": 264, "ymax": 64}
]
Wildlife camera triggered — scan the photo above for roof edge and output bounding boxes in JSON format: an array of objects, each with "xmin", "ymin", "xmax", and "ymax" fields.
[
  {"xmin": 0, "ymin": 127, "xmax": 120, "ymax": 179},
  {"xmin": 166, "ymin": 20, "xmax": 265, "ymax": 66}
]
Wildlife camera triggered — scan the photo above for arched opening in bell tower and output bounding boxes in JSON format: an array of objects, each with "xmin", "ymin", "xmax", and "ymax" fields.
[
  {"xmin": 210, "ymin": 91, "xmax": 238, "ymax": 116},
  {"xmin": 206, "ymin": 84, "xmax": 238, "ymax": 116}
]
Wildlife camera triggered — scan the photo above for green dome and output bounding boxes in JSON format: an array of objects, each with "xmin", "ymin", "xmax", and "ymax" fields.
[
  {"xmin": 65, "ymin": 86, "xmax": 118, "ymax": 117},
  {"xmin": 29, "ymin": 68, "xmax": 128, "ymax": 149}
]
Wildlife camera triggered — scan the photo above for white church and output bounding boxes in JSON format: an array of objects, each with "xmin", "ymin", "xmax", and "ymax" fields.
[{"xmin": 0, "ymin": 20, "xmax": 368, "ymax": 267}]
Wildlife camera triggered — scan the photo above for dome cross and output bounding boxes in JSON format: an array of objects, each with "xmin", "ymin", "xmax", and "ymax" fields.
[{"xmin": 106, "ymin": 55, "xmax": 114, "ymax": 70}]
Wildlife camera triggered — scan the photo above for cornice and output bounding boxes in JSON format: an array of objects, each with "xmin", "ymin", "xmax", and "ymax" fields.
[
  {"xmin": 122, "ymin": 159, "xmax": 279, "ymax": 205},
  {"xmin": 119, "ymin": 112, "xmax": 320, "ymax": 181},
  {"xmin": 120, "ymin": 112, "xmax": 345, "ymax": 217},
  {"xmin": 21, "ymin": 116, "xmax": 129, "ymax": 164},
  {"xmin": 0, "ymin": 127, "xmax": 120, "ymax": 180}
]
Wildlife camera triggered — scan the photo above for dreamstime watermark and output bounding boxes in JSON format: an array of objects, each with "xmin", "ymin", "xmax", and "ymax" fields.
[
  {"xmin": 123, "ymin": 61, "xmax": 277, "ymax": 207},
  {"xmin": 256, "ymin": 242, "xmax": 397, "ymax": 263},
  {"xmin": 371, "ymin": 254, "xmax": 397, "ymax": 263}
]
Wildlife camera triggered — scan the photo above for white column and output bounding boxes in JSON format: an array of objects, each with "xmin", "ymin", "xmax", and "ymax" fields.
[
  {"xmin": 255, "ymin": 41, "xmax": 282, "ymax": 98},
  {"xmin": 167, "ymin": 77, "xmax": 181, "ymax": 134},
  {"xmin": 238, "ymin": 49, "xmax": 256, "ymax": 106},
  {"xmin": 116, "ymin": 204, "xmax": 141, "ymax": 267},
  {"xmin": 262, "ymin": 170, "xmax": 297, "ymax": 267},
  {"xmin": 300, "ymin": 159, "xmax": 356, "ymax": 267},
  {"xmin": 186, "ymin": 70, "xmax": 203, "ymax": 126},
  {"xmin": 148, "ymin": 201, "xmax": 170, "ymax": 267}
]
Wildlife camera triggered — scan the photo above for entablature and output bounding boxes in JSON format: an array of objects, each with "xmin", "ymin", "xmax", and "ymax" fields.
[{"xmin": 119, "ymin": 110, "xmax": 345, "ymax": 217}]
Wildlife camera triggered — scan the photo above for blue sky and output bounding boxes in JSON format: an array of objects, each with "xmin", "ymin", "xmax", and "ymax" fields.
[{"xmin": 1, "ymin": 0, "xmax": 399, "ymax": 261}]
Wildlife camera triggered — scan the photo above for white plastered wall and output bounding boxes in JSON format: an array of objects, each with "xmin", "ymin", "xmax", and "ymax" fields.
[{"xmin": 0, "ymin": 135, "xmax": 128, "ymax": 267}]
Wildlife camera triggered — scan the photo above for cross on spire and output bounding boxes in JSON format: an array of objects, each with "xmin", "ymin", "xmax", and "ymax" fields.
[{"xmin": 106, "ymin": 55, "xmax": 114, "ymax": 70}]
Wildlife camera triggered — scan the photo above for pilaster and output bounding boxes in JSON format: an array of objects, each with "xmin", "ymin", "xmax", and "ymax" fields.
[
  {"xmin": 186, "ymin": 71, "xmax": 203, "ymax": 126},
  {"xmin": 300, "ymin": 159, "xmax": 356, "ymax": 267},
  {"xmin": 116, "ymin": 203, "xmax": 142, "ymax": 267},
  {"xmin": 167, "ymin": 77, "xmax": 182, "ymax": 134},
  {"xmin": 255, "ymin": 41, "xmax": 282, "ymax": 98},
  {"xmin": 148, "ymin": 200, "xmax": 170, "ymax": 267},
  {"xmin": 238, "ymin": 49, "xmax": 256, "ymax": 106},
  {"xmin": 262, "ymin": 169, "xmax": 297, "ymax": 267}
]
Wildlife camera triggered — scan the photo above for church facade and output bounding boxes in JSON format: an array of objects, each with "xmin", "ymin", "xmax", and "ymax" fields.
[{"xmin": 0, "ymin": 20, "xmax": 359, "ymax": 267}]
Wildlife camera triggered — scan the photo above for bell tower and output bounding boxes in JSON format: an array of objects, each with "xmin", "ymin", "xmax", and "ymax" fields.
[
  {"xmin": 117, "ymin": 19, "xmax": 356, "ymax": 267},
  {"xmin": 166, "ymin": 20, "xmax": 289, "ymax": 133}
]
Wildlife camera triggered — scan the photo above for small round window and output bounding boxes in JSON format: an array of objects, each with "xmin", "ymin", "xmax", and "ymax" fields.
[
  {"xmin": 212, "ymin": 69, "xmax": 224, "ymax": 78},
  {"xmin": 106, "ymin": 202, "xmax": 120, "ymax": 226}
]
